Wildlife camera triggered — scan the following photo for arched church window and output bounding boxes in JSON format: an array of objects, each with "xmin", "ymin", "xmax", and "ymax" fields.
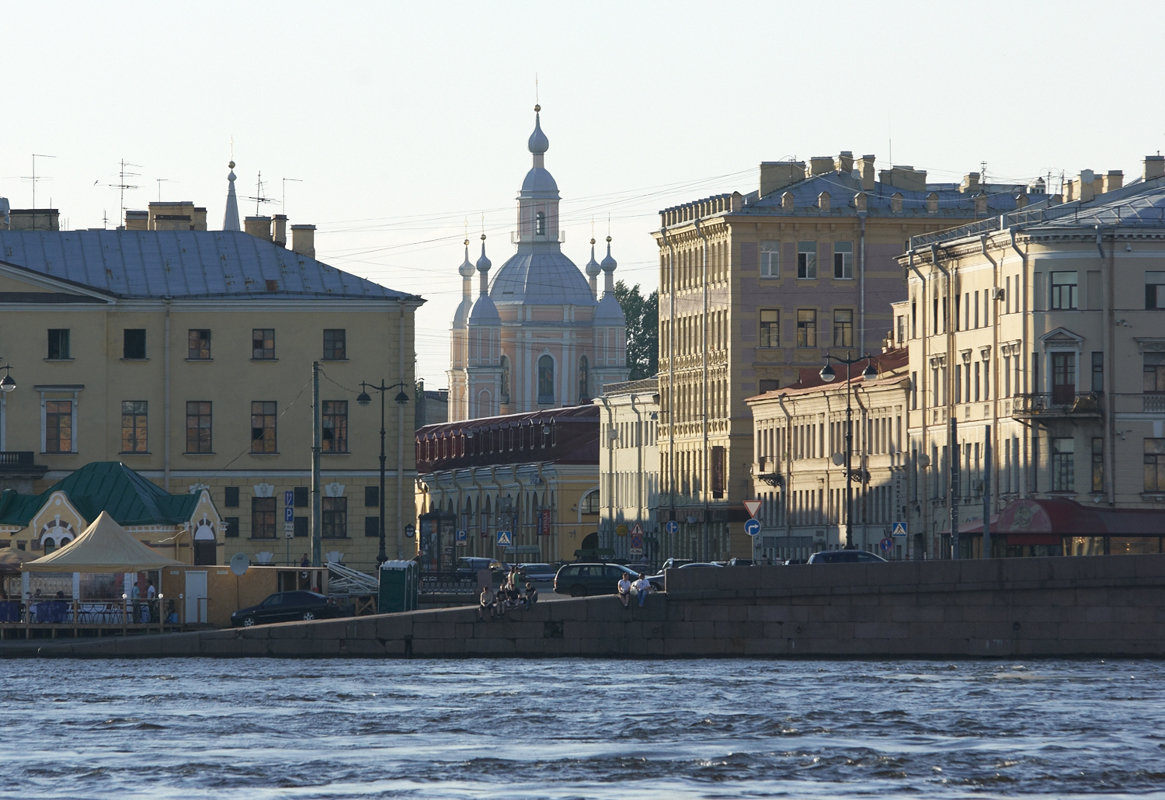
[
  {"xmin": 578, "ymin": 356, "xmax": 589, "ymax": 402},
  {"xmin": 535, "ymin": 211, "xmax": 546, "ymax": 236},
  {"xmin": 500, "ymin": 355, "xmax": 511, "ymax": 404},
  {"xmin": 538, "ymin": 355, "xmax": 554, "ymax": 405}
]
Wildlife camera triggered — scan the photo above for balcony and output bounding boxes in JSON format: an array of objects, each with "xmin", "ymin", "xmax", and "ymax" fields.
[{"xmin": 1011, "ymin": 392, "xmax": 1103, "ymax": 422}]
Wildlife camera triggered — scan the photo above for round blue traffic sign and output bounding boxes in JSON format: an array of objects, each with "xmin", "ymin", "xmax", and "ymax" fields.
[
  {"xmin": 744, "ymin": 518, "xmax": 761, "ymax": 537},
  {"xmin": 665, "ymin": 520, "xmax": 679, "ymax": 535}
]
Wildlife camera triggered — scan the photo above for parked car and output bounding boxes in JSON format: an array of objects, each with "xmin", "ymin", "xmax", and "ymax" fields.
[
  {"xmin": 554, "ymin": 562, "xmax": 641, "ymax": 597},
  {"xmin": 516, "ymin": 562, "xmax": 558, "ymax": 584},
  {"xmin": 659, "ymin": 557, "xmax": 694, "ymax": 572},
  {"xmin": 646, "ymin": 561, "xmax": 721, "ymax": 590},
  {"xmin": 455, "ymin": 557, "xmax": 508, "ymax": 578},
  {"xmin": 230, "ymin": 591, "xmax": 345, "ymax": 627},
  {"xmin": 806, "ymin": 550, "xmax": 888, "ymax": 564}
]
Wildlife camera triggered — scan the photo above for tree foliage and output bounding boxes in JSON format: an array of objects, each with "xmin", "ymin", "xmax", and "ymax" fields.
[{"xmin": 613, "ymin": 281, "xmax": 658, "ymax": 380}]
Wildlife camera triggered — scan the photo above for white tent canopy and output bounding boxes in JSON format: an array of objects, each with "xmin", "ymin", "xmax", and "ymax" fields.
[{"xmin": 23, "ymin": 511, "xmax": 184, "ymax": 573}]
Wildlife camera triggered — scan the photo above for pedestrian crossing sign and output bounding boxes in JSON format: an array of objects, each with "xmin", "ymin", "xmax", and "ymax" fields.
[{"xmin": 892, "ymin": 522, "xmax": 907, "ymax": 537}]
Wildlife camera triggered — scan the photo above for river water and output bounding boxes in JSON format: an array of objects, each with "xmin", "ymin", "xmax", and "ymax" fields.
[{"xmin": 1, "ymin": 657, "xmax": 1162, "ymax": 799}]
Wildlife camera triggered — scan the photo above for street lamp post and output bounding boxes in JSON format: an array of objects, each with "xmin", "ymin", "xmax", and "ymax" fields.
[
  {"xmin": 819, "ymin": 352, "xmax": 877, "ymax": 549},
  {"xmin": 357, "ymin": 380, "xmax": 410, "ymax": 565}
]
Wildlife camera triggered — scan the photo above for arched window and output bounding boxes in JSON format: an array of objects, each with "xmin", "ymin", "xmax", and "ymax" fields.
[
  {"xmin": 578, "ymin": 356, "xmax": 590, "ymax": 402},
  {"xmin": 535, "ymin": 211, "xmax": 546, "ymax": 236},
  {"xmin": 500, "ymin": 355, "xmax": 511, "ymax": 404},
  {"xmin": 538, "ymin": 355, "xmax": 554, "ymax": 405}
]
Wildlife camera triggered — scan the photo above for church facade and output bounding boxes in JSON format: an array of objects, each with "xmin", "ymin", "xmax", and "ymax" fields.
[{"xmin": 448, "ymin": 106, "xmax": 628, "ymax": 420}]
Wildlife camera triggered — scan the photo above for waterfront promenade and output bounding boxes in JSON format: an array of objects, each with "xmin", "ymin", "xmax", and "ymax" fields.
[{"xmin": 3, "ymin": 554, "xmax": 1163, "ymax": 659}]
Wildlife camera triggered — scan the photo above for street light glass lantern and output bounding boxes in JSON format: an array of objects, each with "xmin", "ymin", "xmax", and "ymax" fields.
[{"xmin": 0, "ymin": 362, "xmax": 15, "ymax": 393}]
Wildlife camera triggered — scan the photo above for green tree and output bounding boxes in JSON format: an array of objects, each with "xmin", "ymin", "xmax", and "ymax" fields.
[{"xmin": 613, "ymin": 281, "xmax": 658, "ymax": 380}]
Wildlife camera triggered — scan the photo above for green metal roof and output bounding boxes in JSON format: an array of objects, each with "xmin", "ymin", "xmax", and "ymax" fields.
[{"xmin": 0, "ymin": 462, "xmax": 199, "ymax": 527}]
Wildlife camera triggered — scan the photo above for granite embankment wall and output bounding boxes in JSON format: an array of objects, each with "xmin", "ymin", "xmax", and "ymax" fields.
[{"xmin": 9, "ymin": 555, "xmax": 1165, "ymax": 659}]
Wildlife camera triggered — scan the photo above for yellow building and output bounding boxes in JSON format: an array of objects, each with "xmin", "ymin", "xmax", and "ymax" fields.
[
  {"xmin": 0, "ymin": 173, "xmax": 422, "ymax": 573},
  {"xmin": 653, "ymin": 153, "xmax": 1028, "ymax": 560},
  {"xmin": 900, "ymin": 158, "xmax": 1165, "ymax": 557}
]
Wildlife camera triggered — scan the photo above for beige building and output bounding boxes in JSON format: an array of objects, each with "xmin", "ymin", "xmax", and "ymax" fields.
[
  {"xmin": 0, "ymin": 171, "xmax": 423, "ymax": 573},
  {"xmin": 594, "ymin": 379, "xmax": 660, "ymax": 565},
  {"xmin": 747, "ymin": 350, "xmax": 910, "ymax": 562},
  {"xmin": 899, "ymin": 158, "xmax": 1165, "ymax": 557},
  {"xmin": 415, "ymin": 405, "xmax": 601, "ymax": 568},
  {"xmin": 653, "ymin": 154, "xmax": 1027, "ymax": 560}
]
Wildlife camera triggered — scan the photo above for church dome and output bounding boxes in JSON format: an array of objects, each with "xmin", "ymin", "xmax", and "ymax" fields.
[
  {"xmin": 490, "ymin": 250, "xmax": 595, "ymax": 306},
  {"xmin": 528, "ymin": 104, "xmax": 549, "ymax": 155}
]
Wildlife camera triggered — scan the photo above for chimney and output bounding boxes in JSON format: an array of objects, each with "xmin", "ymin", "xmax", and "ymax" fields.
[
  {"xmin": 291, "ymin": 224, "xmax": 316, "ymax": 258},
  {"xmin": 856, "ymin": 155, "xmax": 876, "ymax": 191},
  {"xmin": 808, "ymin": 156, "xmax": 834, "ymax": 177},
  {"xmin": 1144, "ymin": 155, "xmax": 1165, "ymax": 181},
  {"xmin": 192, "ymin": 207, "xmax": 208, "ymax": 230},
  {"xmin": 960, "ymin": 173, "xmax": 980, "ymax": 194},
  {"xmin": 881, "ymin": 166, "xmax": 926, "ymax": 192},
  {"xmin": 244, "ymin": 215, "xmax": 272, "ymax": 240},
  {"xmin": 835, "ymin": 151, "xmax": 854, "ymax": 174},
  {"xmin": 1103, "ymin": 170, "xmax": 1123, "ymax": 193},
  {"xmin": 124, "ymin": 210, "xmax": 149, "ymax": 231},
  {"xmin": 272, "ymin": 214, "xmax": 288, "ymax": 247},
  {"xmin": 1072, "ymin": 169, "xmax": 1096, "ymax": 203},
  {"xmin": 759, "ymin": 161, "xmax": 806, "ymax": 198}
]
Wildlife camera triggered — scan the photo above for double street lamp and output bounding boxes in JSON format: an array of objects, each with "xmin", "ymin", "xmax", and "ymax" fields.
[
  {"xmin": 356, "ymin": 380, "xmax": 410, "ymax": 565},
  {"xmin": 819, "ymin": 352, "xmax": 877, "ymax": 549}
]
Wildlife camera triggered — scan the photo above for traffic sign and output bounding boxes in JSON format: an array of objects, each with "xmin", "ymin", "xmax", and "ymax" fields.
[
  {"xmin": 284, "ymin": 490, "xmax": 294, "ymax": 507},
  {"xmin": 744, "ymin": 518, "xmax": 761, "ymax": 537},
  {"xmin": 880, "ymin": 537, "xmax": 893, "ymax": 552},
  {"xmin": 496, "ymin": 530, "xmax": 513, "ymax": 547},
  {"xmin": 456, "ymin": 529, "xmax": 467, "ymax": 545},
  {"xmin": 665, "ymin": 520, "xmax": 679, "ymax": 535},
  {"xmin": 744, "ymin": 499, "xmax": 762, "ymax": 518},
  {"xmin": 891, "ymin": 521, "xmax": 907, "ymax": 537},
  {"xmin": 631, "ymin": 522, "xmax": 643, "ymax": 537}
]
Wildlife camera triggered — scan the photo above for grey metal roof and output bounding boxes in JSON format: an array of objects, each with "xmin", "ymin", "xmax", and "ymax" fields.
[
  {"xmin": 0, "ymin": 230, "xmax": 419, "ymax": 302},
  {"xmin": 489, "ymin": 249, "xmax": 595, "ymax": 306}
]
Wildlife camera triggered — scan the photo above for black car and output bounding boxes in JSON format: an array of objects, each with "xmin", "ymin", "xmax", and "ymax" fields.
[
  {"xmin": 806, "ymin": 550, "xmax": 888, "ymax": 564},
  {"xmin": 230, "ymin": 590, "xmax": 344, "ymax": 627},
  {"xmin": 554, "ymin": 562, "xmax": 641, "ymax": 597}
]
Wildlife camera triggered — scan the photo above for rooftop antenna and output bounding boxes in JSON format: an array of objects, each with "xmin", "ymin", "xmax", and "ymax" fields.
[
  {"xmin": 281, "ymin": 177, "xmax": 302, "ymax": 214},
  {"xmin": 155, "ymin": 178, "xmax": 171, "ymax": 202},
  {"xmin": 25, "ymin": 153, "xmax": 56, "ymax": 209},
  {"xmin": 980, "ymin": 160, "xmax": 988, "ymax": 190},
  {"xmin": 246, "ymin": 170, "xmax": 276, "ymax": 216},
  {"xmin": 95, "ymin": 160, "xmax": 141, "ymax": 225}
]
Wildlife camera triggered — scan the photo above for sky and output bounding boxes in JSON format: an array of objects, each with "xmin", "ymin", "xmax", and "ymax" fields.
[{"xmin": 3, "ymin": 1, "xmax": 1163, "ymax": 388}]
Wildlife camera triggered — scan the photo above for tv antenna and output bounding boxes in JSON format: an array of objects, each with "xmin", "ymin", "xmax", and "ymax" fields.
[
  {"xmin": 245, "ymin": 170, "xmax": 276, "ymax": 216},
  {"xmin": 155, "ymin": 177, "xmax": 172, "ymax": 202},
  {"xmin": 24, "ymin": 153, "xmax": 56, "ymax": 210},
  {"xmin": 282, "ymin": 177, "xmax": 302, "ymax": 215},
  {"xmin": 95, "ymin": 160, "xmax": 141, "ymax": 225}
]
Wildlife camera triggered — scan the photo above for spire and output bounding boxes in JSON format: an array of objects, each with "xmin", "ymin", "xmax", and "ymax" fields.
[
  {"xmin": 601, "ymin": 235, "xmax": 618, "ymax": 295},
  {"xmin": 223, "ymin": 160, "xmax": 241, "ymax": 232},
  {"xmin": 585, "ymin": 237, "xmax": 601, "ymax": 298},
  {"xmin": 476, "ymin": 233, "xmax": 492, "ymax": 296}
]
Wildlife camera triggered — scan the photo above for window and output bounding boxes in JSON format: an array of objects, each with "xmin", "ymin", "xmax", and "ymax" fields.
[
  {"xmin": 365, "ymin": 516, "xmax": 379, "ymax": 538},
  {"xmin": 1147, "ymin": 272, "xmax": 1165, "ymax": 309},
  {"xmin": 294, "ymin": 487, "xmax": 309, "ymax": 507},
  {"xmin": 365, "ymin": 486, "xmax": 379, "ymax": 507},
  {"xmin": 120, "ymin": 400, "xmax": 148, "ymax": 453},
  {"xmin": 224, "ymin": 516, "xmax": 239, "ymax": 539},
  {"xmin": 535, "ymin": 211, "xmax": 546, "ymax": 236},
  {"xmin": 581, "ymin": 490, "xmax": 600, "ymax": 514},
  {"xmin": 186, "ymin": 401, "xmax": 212, "ymax": 454},
  {"xmin": 1050, "ymin": 271, "xmax": 1078, "ymax": 310},
  {"xmin": 1091, "ymin": 437, "xmax": 1104, "ymax": 493},
  {"xmin": 47, "ymin": 329, "xmax": 70, "ymax": 360},
  {"xmin": 224, "ymin": 486, "xmax": 239, "ymax": 508},
  {"xmin": 1145, "ymin": 439, "xmax": 1165, "ymax": 493},
  {"xmin": 323, "ymin": 329, "xmax": 346, "ymax": 360},
  {"xmin": 760, "ymin": 240, "xmax": 780, "ymax": 278},
  {"xmin": 1051, "ymin": 437, "xmax": 1074, "ymax": 492},
  {"xmin": 537, "ymin": 355, "xmax": 554, "ymax": 405},
  {"xmin": 832, "ymin": 309, "xmax": 853, "ymax": 348},
  {"xmin": 252, "ymin": 328, "xmax": 275, "ymax": 360},
  {"xmin": 45, "ymin": 400, "xmax": 74, "ymax": 453},
  {"xmin": 500, "ymin": 355, "xmax": 511, "ymax": 404},
  {"xmin": 797, "ymin": 241, "xmax": 817, "ymax": 279},
  {"xmin": 1091, "ymin": 352, "xmax": 1104, "ymax": 393},
  {"xmin": 833, "ymin": 241, "xmax": 853, "ymax": 279},
  {"xmin": 123, "ymin": 329, "xmax": 147, "ymax": 359},
  {"xmin": 322, "ymin": 497, "xmax": 347, "ymax": 538},
  {"xmin": 251, "ymin": 401, "xmax": 277, "ymax": 453},
  {"xmin": 251, "ymin": 497, "xmax": 276, "ymax": 539},
  {"xmin": 578, "ymin": 356, "xmax": 589, "ymax": 402},
  {"xmin": 796, "ymin": 309, "xmax": 817, "ymax": 348},
  {"xmin": 188, "ymin": 329, "xmax": 211, "ymax": 360},
  {"xmin": 759, "ymin": 379, "xmax": 780, "ymax": 394},
  {"xmin": 321, "ymin": 400, "xmax": 348, "ymax": 453},
  {"xmin": 759, "ymin": 309, "xmax": 780, "ymax": 348}
]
